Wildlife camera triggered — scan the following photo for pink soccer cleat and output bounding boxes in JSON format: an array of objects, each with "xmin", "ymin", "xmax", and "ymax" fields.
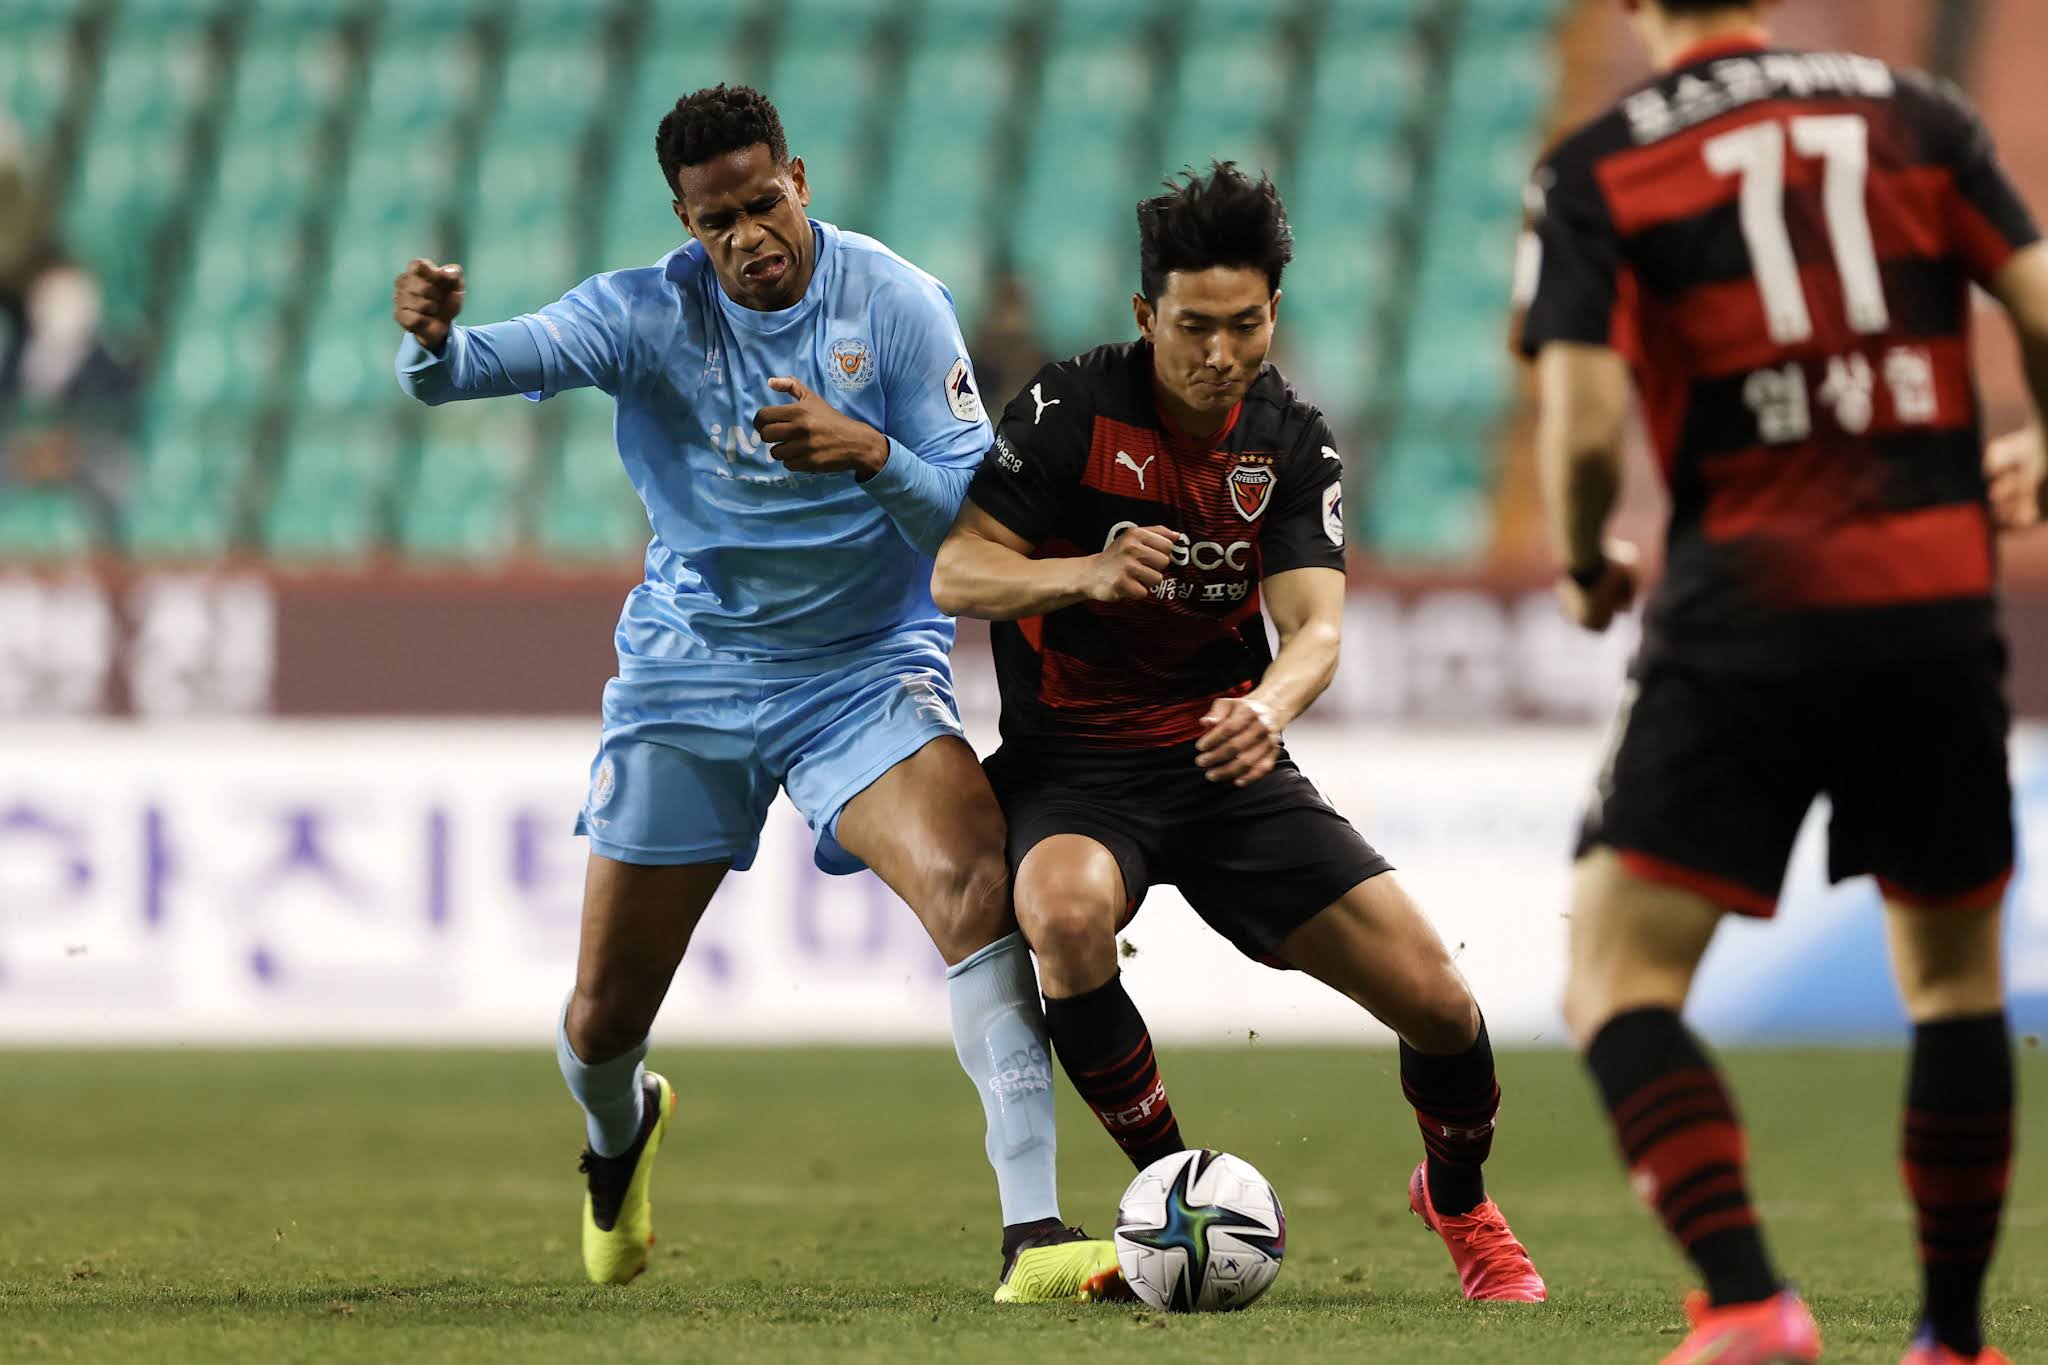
[
  {"xmin": 1407, "ymin": 1162, "xmax": 1547, "ymax": 1302},
  {"xmin": 1662, "ymin": 1289, "xmax": 1821, "ymax": 1365},
  {"xmin": 1900, "ymin": 1327, "xmax": 2012, "ymax": 1365}
]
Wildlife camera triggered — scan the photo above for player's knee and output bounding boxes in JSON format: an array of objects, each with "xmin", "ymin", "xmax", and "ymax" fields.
[
  {"xmin": 1015, "ymin": 890, "xmax": 1118, "ymax": 976},
  {"xmin": 1402, "ymin": 970, "xmax": 1480, "ymax": 1054},
  {"xmin": 564, "ymin": 987, "xmax": 649, "ymax": 1065},
  {"xmin": 924, "ymin": 853, "xmax": 1013, "ymax": 965}
]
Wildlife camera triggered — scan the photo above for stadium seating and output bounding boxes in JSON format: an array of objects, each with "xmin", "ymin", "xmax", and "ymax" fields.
[{"xmin": 0, "ymin": 0, "xmax": 1567, "ymax": 564}]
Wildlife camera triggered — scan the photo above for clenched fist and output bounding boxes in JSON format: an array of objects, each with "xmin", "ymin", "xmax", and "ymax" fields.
[
  {"xmin": 1087, "ymin": 525, "xmax": 1178, "ymax": 603},
  {"xmin": 752, "ymin": 376, "xmax": 889, "ymax": 476},
  {"xmin": 1985, "ymin": 426, "xmax": 2046, "ymax": 531},
  {"xmin": 393, "ymin": 258, "xmax": 465, "ymax": 352}
]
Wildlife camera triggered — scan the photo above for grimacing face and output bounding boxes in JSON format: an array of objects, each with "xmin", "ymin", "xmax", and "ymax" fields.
[
  {"xmin": 672, "ymin": 143, "xmax": 814, "ymax": 311},
  {"xmin": 1135, "ymin": 266, "xmax": 1279, "ymax": 421}
]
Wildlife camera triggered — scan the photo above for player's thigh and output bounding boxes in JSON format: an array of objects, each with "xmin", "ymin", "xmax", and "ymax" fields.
[
  {"xmin": 775, "ymin": 645, "xmax": 982, "ymax": 883},
  {"xmin": 1886, "ymin": 900, "xmax": 2005, "ymax": 1022},
  {"xmin": 579, "ymin": 674, "xmax": 778, "ymax": 870},
  {"xmin": 1274, "ymin": 870, "xmax": 1479, "ymax": 1054},
  {"xmin": 1171, "ymin": 763, "xmax": 1390, "ymax": 968},
  {"xmin": 1825, "ymin": 644, "xmax": 2014, "ymax": 913},
  {"xmin": 1564, "ymin": 847, "xmax": 1723, "ymax": 1043},
  {"xmin": 568, "ymin": 854, "xmax": 728, "ymax": 1058},
  {"xmin": 1581, "ymin": 663, "xmax": 1819, "ymax": 917},
  {"xmin": 832, "ymin": 733, "xmax": 1012, "ymax": 963}
]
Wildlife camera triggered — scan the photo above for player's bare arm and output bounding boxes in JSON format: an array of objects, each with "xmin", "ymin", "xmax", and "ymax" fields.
[
  {"xmin": 752, "ymin": 376, "xmax": 890, "ymax": 477},
  {"xmin": 392, "ymin": 258, "xmax": 464, "ymax": 352},
  {"xmin": 1985, "ymin": 241, "xmax": 2048, "ymax": 528},
  {"xmin": 1534, "ymin": 341, "xmax": 1638, "ymax": 631},
  {"xmin": 932, "ymin": 500, "xmax": 1177, "ymax": 619},
  {"xmin": 1195, "ymin": 566, "xmax": 1342, "ymax": 787}
]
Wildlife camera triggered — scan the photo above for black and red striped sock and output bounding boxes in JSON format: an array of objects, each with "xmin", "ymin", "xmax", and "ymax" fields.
[
  {"xmin": 1401, "ymin": 1015, "xmax": 1499, "ymax": 1217},
  {"xmin": 1586, "ymin": 1007, "xmax": 1780, "ymax": 1307},
  {"xmin": 1042, "ymin": 974, "xmax": 1185, "ymax": 1171},
  {"xmin": 1904, "ymin": 1012, "xmax": 2013, "ymax": 1358}
]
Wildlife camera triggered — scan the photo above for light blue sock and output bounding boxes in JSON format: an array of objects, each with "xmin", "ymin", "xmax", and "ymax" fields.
[
  {"xmin": 947, "ymin": 932, "xmax": 1061, "ymax": 1227},
  {"xmin": 555, "ymin": 998, "xmax": 647, "ymax": 1158}
]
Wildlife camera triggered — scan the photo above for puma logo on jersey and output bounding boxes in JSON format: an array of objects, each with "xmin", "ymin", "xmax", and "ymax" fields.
[
  {"xmin": 1115, "ymin": 450, "xmax": 1156, "ymax": 491},
  {"xmin": 1029, "ymin": 383, "xmax": 1060, "ymax": 425}
]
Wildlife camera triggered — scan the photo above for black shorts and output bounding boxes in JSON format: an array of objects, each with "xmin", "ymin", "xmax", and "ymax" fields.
[
  {"xmin": 983, "ymin": 741, "xmax": 1392, "ymax": 963},
  {"xmin": 1579, "ymin": 642, "xmax": 2014, "ymax": 916}
]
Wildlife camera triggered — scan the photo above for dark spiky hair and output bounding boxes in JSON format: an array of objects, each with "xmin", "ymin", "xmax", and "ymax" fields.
[
  {"xmin": 1136, "ymin": 161, "xmax": 1293, "ymax": 302},
  {"xmin": 656, "ymin": 84, "xmax": 788, "ymax": 196}
]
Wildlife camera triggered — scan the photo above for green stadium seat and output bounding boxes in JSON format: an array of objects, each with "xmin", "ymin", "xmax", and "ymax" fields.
[
  {"xmin": 536, "ymin": 395, "xmax": 647, "ymax": 562},
  {"xmin": 644, "ymin": 0, "xmax": 747, "ymax": 48},
  {"xmin": 1158, "ymin": 39, "xmax": 1288, "ymax": 177},
  {"xmin": 0, "ymin": 485, "xmax": 94, "ymax": 558},
  {"xmin": 1181, "ymin": 0, "xmax": 1293, "ymax": 35},
  {"xmin": 1444, "ymin": 37, "xmax": 1558, "ymax": 131},
  {"xmin": 399, "ymin": 407, "xmax": 535, "ymax": 561},
  {"xmin": 906, "ymin": 0, "xmax": 1022, "ymax": 44},
  {"xmin": 124, "ymin": 410, "xmax": 257, "ymax": 559},
  {"xmin": 0, "ymin": 15, "xmax": 76, "ymax": 147},
  {"xmin": 779, "ymin": 0, "xmax": 893, "ymax": 51},
  {"xmin": 1367, "ymin": 424, "xmax": 1495, "ymax": 560},
  {"xmin": 1308, "ymin": 36, "xmax": 1426, "ymax": 136},
  {"xmin": 265, "ymin": 415, "xmax": 399, "ymax": 560},
  {"xmin": 1460, "ymin": 0, "xmax": 1568, "ymax": 33},
  {"xmin": 1319, "ymin": 0, "xmax": 1424, "ymax": 39},
  {"xmin": 1047, "ymin": 0, "xmax": 1160, "ymax": 43}
]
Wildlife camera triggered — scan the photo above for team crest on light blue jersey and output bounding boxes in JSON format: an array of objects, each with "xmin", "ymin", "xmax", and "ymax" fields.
[{"xmin": 827, "ymin": 336, "xmax": 876, "ymax": 391}]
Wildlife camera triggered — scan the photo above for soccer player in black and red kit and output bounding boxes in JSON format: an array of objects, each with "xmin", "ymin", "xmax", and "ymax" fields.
[
  {"xmin": 1521, "ymin": 2, "xmax": 2048, "ymax": 1361},
  {"xmin": 932, "ymin": 163, "xmax": 1546, "ymax": 1303}
]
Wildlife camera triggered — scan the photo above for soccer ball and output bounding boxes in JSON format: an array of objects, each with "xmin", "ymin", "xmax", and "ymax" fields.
[{"xmin": 1113, "ymin": 1149, "xmax": 1286, "ymax": 1312}]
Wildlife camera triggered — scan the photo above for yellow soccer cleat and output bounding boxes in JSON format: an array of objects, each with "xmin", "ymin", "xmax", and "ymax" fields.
[
  {"xmin": 578, "ymin": 1071, "xmax": 676, "ymax": 1285},
  {"xmin": 993, "ymin": 1226, "xmax": 1130, "ymax": 1304}
]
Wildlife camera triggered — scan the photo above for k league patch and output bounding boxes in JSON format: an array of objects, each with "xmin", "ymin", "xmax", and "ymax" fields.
[
  {"xmin": 945, "ymin": 357, "xmax": 982, "ymax": 422},
  {"xmin": 826, "ymin": 336, "xmax": 875, "ymax": 391},
  {"xmin": 588, "ymin": 756, "xmax": 617, "ymax": 812},
  {"xmin": 1227, "ymin": 459, "xmax": 1275, "ymax": 522},
  {"xmin": 1322, "ymin": 481, "xmax": 1344, "ymax": 547}
]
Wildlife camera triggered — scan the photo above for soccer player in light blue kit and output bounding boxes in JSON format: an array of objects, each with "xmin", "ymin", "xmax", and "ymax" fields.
[{"xmin": 391, "ymin": 86, "xmax": 1119, "ymax": 1301}]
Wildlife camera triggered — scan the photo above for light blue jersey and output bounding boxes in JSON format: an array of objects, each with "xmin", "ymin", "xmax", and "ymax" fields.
[
  {"xmin": 395, "ymin": 221, "xmax": 990, "ymax": 872},
  {"xmin": 397, "ymin": 220, "xmax": 991, "ymax": 663}
]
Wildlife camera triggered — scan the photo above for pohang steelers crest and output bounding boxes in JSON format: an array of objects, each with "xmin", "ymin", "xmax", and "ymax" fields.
[
  {"xmin": 826, "ymin": 336, "xmax": 876, "ymax": 392},
  {"xmin": 1227, "ymin": 460, "xmax": 1275, "ymax": 522}
]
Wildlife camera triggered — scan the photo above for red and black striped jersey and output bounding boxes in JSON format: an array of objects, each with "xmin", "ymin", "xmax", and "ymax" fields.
[
  {"xmin": 1516, "ymin": 35, "xmax": 2040, "ymax": 671},
  {"xmin": 966, "ymin": 341, "xmax": 1347, "ymax": 750}
]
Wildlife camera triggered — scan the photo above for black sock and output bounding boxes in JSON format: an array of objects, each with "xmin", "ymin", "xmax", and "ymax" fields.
[
  {"xmin": 1042, "ymin": 973, "xmax": 1185, "ymax": 1171},
  {"xmin": 1904, "ymin": 1011, "xmax": 2013, "ymax": 1358},
  {"xmin": 1585, "ymin": 1007, "xmax": 1780, "ymax": 1307},
  {"xmin": 1001, "ymin": 1216, "xmax": 1064, "ymax": 1260},
  {"xmin": 1400, "ymin": 1015, "xmax": 1499, "ymax": 1217}
]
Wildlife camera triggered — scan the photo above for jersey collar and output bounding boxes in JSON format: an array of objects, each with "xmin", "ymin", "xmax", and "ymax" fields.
[{"xmin": 1667, "ymin": 30, "xmax": 1772, "ymax": 72}]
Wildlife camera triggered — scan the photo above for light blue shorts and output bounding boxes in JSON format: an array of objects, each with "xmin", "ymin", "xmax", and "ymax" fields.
[{"xmin": 573, "ymin": 636, "xmax": 964, "ymax": 874}]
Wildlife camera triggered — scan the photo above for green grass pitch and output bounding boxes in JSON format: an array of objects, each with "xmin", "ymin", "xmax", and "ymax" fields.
[{"xmin": 1, "ymin": 1048, "xmax": 2042, "ymax": 1363}]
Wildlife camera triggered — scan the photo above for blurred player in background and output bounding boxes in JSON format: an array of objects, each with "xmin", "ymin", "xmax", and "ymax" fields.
[
  {"xmin": 933, "ymin": 164, "xmax": 1547, "ymax": 1303},
  {"xmin": 1521, "ymin": 1, "xmax": 2048, "ymax": 1360},
  {"xmin": 392, "ymin": 85, "xmax": 1120, "ymax": 1302}
]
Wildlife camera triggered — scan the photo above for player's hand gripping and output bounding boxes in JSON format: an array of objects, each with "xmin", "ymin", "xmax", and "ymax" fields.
[
  {"xmin": 1085, "ymin": 525, "xmax": 1179, "ymax": 602},
  {"xmin": 753, "ymin": 377, "xmax": 890, "ymax": 476},
  {"xmin": 1985, "ymin": 426, "xmax": 2047, "ymax": 531},
  {"xmin": 1196, "ymin": 696, "xmax": 1281, "ymax": 786},
  {"xmin": 393, "ymin": 259, "xmax": 464, "ymax": 352},
  {"xmin": 1556, "ymin": 539, "xmax": 1640, "ymax": 633}
]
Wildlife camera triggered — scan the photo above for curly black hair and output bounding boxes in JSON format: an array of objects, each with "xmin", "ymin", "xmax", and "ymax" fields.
[
  {"xmin": 656, "ymin": 84, "xmax": 789, "ymax": 195},
  {"xmin": 1136, "ymin": 161, "xmax": 1294, "ymax": 302}
]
